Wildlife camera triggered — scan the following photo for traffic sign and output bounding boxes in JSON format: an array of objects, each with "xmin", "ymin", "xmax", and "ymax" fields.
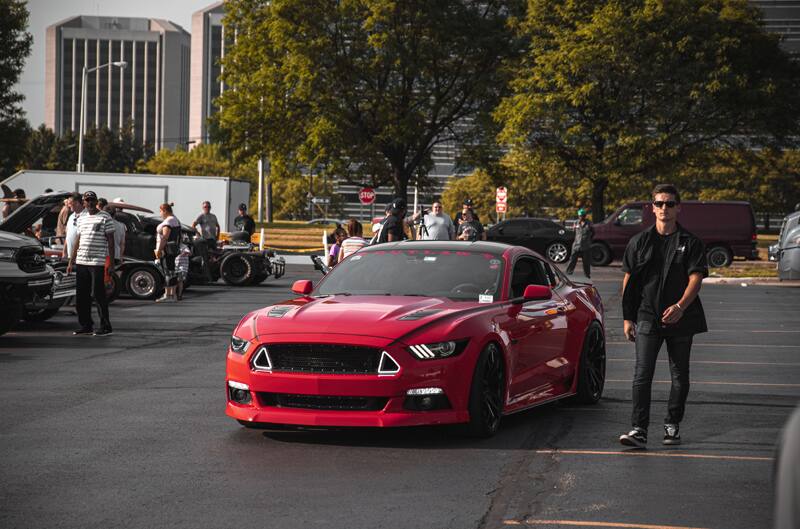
[
  {"xmin": 496, "ymin": 202, "xmax": 507, "ymax": 213},
  {"xmin": 359, "ymin": 187, "xmax": 376, "ymax": 205},
  {"xmin": 496, "ymin": 186, "xmax": 508, "ymax": 204}
]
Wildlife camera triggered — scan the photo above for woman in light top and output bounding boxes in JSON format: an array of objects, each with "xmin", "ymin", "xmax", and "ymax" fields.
[{"xmin": 338, "ymin": 219, "xmax": 368, "ymax": 263}]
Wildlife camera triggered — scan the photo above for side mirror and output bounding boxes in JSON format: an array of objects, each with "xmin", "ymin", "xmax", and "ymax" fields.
[
  {"xmin": 291, "ymin": 279, "xmax": 313, "ymax": 295},
  {"xmin": 523, "ymin": 284, "xmax": 552, "ymax": 301}
]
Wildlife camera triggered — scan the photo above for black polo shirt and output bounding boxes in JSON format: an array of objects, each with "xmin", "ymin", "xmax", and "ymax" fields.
[{"xmin": 377, "ymin": 214, "xmax": 405, "ymax": 243}]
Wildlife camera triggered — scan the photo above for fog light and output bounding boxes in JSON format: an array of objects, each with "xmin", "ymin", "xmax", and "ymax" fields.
[
  {"xmin": 228, "ymin": 380, "xmax": 252, "ymax": 404},
  {"xmin": 403, "ymin": 389, "xmax": 451, "ymax": 411}
]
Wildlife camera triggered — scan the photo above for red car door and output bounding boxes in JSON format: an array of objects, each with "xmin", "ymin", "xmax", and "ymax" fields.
[{"xmin": 504, "ymin": 256, "xmax": 569, "ymax": 407}]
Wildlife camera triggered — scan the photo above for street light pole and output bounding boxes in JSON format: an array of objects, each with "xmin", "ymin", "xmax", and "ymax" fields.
[{"xmin": 76, "ymin": 61, "xmax": 127, "ymax": 172}]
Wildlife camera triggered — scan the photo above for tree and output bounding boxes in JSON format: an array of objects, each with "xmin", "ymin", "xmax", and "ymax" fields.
[
  {"xmin": 0, "ymin": 0, "xmax": 33, "ymax": 177},
  {"xmin": 496, "ymin": 0, "xmax": 800, "ymax": 221},
  {"xmin": 442, "ymin": 169, "xmax": 498, "ymax": 224},
  {"xmin": 215, "ymin": 0, "xmax": 524, "ymax": 200}
]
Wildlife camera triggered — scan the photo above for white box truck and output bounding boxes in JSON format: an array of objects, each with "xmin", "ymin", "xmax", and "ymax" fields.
[{"xmin": 2, "ymin": 170, "xmax": 250, "ymax": 232}]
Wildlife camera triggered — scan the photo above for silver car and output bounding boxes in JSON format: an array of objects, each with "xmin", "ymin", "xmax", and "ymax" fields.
[{"xmin": 776, "ymin": 211, "xmax": 800, "ymax": 280}]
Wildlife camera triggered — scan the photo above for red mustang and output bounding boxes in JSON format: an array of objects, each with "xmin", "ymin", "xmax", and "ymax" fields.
[{"xmin": 226, "ymin": 241, "xmax": 606, "ymax": 437}]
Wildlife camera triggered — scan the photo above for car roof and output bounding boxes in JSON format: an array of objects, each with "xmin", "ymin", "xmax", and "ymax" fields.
[{"xmin": 361, "ymin": 240, "xmax": 515, "ymax": 256}]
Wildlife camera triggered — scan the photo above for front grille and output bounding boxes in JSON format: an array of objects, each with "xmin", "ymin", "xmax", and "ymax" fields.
[
  {"xmin": 258, "ymin": 393, "xmax": 389, "ymax": 411},
  {"xmin": 266, "ymin": 343, "xmax": 381, "ymax": 374},
  {"xmin": 17, "ymin": 246, "xmax": 46, "ymax": 273}
]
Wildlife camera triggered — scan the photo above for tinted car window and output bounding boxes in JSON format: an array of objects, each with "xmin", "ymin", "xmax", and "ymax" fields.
[
  {"xmin": 510, "ymin": 257, "xmax": 550, "ymax": 298},
  {"xmin": 495, "ymin": 220, "xmax": 529, "ymax": 236},
  {"xmin": 618, "ymin": 206, "xmax": 643, "ymax": 226},
  {"xmin": 316, "ymin": 249, "xmax": 505, "ymax": 301}
]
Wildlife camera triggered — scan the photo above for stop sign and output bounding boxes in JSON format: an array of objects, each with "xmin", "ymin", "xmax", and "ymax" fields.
[
  {"xmin": 359, "ymin": 187, "xmax": 376, "ymax": 205},
  {"xmin": 496, "ymin": 186, "xmax": 508, "ymax": 203}
]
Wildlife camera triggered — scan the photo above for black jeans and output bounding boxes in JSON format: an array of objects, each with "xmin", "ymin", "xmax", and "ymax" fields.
[
  {"xmin": 566, "ymin": 248, "xmax": 591, "ymax": 278},
  {"xmin": 631, "ymin": 329, "xmax": 693, "ymax": 430},
  {"xmin": 75, "ymin": 264, "xmax": 111, "ymax": 331}
]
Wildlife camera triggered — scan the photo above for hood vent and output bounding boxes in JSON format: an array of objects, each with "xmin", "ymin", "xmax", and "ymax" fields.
[
  {"xmin": 267, "ymin": 306, "xmax": 292, "ymax": 318},
  {"xmin": 398, "ymin": 309, "xmax": 442, "ymax": 321}
]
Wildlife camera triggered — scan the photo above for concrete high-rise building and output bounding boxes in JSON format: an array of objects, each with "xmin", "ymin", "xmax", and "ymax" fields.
[
  {"xmin": 45, "ymin": 16, "xmax": 190, "ymax": 150},
  {"xmin": 189, "ymin": 2, "xmax": 226, "ymax": 146},
  {"xmin": 752, "ymin": 1, "xmax": 800, "ymax": 54}
]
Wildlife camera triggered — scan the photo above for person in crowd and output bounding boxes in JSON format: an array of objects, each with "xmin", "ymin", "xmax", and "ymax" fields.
[
  {"xmin": 154, "ymin": 203, "xmax": 182, "ymax": 303},
  {"xmin": 565, "ymin": 208, "xmax": 593, "ymax": 279},
  {"xmin": 175, "ymin": 244, "xmax": 191, "ymax": 301},
  {"xmin": 454, "ymin": 198, "xmax": 480, "ymax": 227},
  {"xmin": 456, "ymin": 209, "xmax": 485, "ymax": 241},
  {"xmin": 1, "ymin": 188, "xmax": 25, "ymax": 220},
  {"xmin": 421, "ymin": 201, "xmax": 454, "ymax": 240},
  {"xmin": 99, "ymin": 198, "xmax": 126, "ymax": 265},
  {"xmin": 619, "ymin": 184, "xmax": 708, "ymax": 448},
  {"xmin": 55, "ymin": 197, "xmax": 71, "ymax": 241},
  {"xmin": 192, "ymin": 201, "xmax": 220, "ymax": 244},
  {"xmin": 234, "ymin": 203, "xmax": 256, "ymax": 237},
  {"xmin": 339, "ymin": 219, "xmax": 368, "ymax": 261},
  {"xmin": 327, "ymin": 227, "xmax": 348, "ymax": 267},
  {"xmin": 66, "ymin": 191, "xmax": 115, "ymax": 336},
  {"xmin": 62, "ymin": 193, "xmax": 84, "ymax": 261},
  {"xmin": 377, "ymin": 198, "xmax": 409, "ymax": 244}
]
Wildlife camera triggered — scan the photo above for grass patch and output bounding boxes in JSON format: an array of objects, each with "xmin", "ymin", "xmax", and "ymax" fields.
[{"xmin": 711, "ymin": 265, "xmax": 777, "ymax": 279}]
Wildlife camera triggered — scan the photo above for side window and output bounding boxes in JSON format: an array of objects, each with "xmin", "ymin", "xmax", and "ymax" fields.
[
  {"xmin": 510, "ymin": 257, "xmax": 550, "ymax": 298},
  {"xmin": 540, "ymin": 260, "xmax": 558, "ymax": 287},
  {"xmin": 500, "ymin": 220, "xmax": 529, "ymax": 236},
  {"xmin": 618, "ymin": 206, "xmax": 643, "ymax": 226}
]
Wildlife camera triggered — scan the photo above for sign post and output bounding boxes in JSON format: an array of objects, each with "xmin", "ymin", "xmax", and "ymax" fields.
[{"xmin": 496, "ymin": 186, "xmax": 508, "ymax": 221}]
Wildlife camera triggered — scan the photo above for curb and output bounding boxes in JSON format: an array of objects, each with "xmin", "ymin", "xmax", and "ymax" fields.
[{"xmin": 704, "ymin": 277, "xmax": 800, "ymax": 286}]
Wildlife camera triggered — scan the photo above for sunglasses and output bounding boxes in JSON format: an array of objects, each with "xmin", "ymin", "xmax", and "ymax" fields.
[{"xmin": 653, "ymin": 200, "xmax": 677, "ymax": 209}]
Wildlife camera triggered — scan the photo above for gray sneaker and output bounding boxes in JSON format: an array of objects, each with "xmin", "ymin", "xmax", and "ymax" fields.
[
  {"xmin": 663, "ymin": 424, "xmax": 681, "ymax": 445},
  {"xmin": 620, "ymin": 427, "xmax": 648, "ymax": 448}
]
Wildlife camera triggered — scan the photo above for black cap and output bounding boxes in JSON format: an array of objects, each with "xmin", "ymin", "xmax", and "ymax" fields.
[
  {"xmin": 83, "ymin": 191, "xmax": 97, "ymax": 201},
  {"xmin": 463, "ymin": 198, "xmax": 473, "ymax": 206},
  {"xmin": 391, "ymin": 197, "xmax": 407, "ymax": 210},
  {"xmin": 238, "ymin": 203, "xmax": 247, "ymax": 211}
]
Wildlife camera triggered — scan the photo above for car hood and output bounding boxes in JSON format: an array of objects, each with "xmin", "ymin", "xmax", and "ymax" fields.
[
  {"xmin": 0, "ymin": 192, "xmax": 71, "ymax": 233},
  {"xmin": 250, "ymin": 295, "xmax": 490, "ymax": 342},
  {"xmin": 0, "ymin": 230, "xmax": 43, "ymax": 248}
]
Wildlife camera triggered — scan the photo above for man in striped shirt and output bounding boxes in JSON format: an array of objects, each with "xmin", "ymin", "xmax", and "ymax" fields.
[{"xmin": 66, "ymin": 191, "xmax": 115, "ymax": 336}]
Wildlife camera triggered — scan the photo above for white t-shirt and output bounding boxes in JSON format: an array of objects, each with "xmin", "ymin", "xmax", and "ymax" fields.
[{"xmin": 65, "ymin": 210, "xmax": 84, "ymax": 259}]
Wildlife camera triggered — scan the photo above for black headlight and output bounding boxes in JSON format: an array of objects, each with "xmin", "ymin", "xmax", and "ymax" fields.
[{"xmin": 407, "ymin": 339, "xmax": 469, "ymax": 360}]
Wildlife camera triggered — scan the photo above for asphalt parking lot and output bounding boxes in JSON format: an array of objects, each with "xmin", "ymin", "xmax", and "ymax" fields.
[{"xmin": 1, "ymin": 263, "xmax": 798, "ymax": 529}]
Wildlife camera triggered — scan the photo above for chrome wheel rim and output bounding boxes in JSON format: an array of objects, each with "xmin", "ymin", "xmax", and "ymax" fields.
[
  {"xmin": 548, "ymin": 243, "xmax": 568, "ymax": 263},
  {"xmin": 130, "ymin": 270, "xmax": 156, "ymax": 297}
]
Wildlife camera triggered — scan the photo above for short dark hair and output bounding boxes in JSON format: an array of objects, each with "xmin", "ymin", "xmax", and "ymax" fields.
[
  {"xmin": 69, "ymin": 192, "xmax": 81, "ymax": 201},
  {"xmin": 652, "ymin": 184, "xmax": 680, "ymax": 203}
]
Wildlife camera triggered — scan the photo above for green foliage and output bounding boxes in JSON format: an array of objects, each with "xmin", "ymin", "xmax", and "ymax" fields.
[
  {"xmin": 442, "ymin": 169, "xmax": 499, "ymax": 224},
  {"xmin": 496, "ymin": 0, "xmax": 800, "ymax": 221},
  {"xmin": 215, "ymin": 0, "xmax": 524, "ymax": 198},
  {"xmin": 0, "ymin": 0, "xmax": 33, "ymax": 177},
  {"xmin": 137, "ymin": 143, "xmax": 253, "ymax": 179}
]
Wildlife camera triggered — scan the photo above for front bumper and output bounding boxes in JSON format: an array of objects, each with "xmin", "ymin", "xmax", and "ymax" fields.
[{"xmin": 225, "ymin": 335, "xmax": 476, "ymax": 428}]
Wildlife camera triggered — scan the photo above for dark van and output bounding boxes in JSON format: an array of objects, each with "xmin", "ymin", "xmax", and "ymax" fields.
[{"xmin": 592, "ymin": 201, "xmax": 758, "ymax": 267}]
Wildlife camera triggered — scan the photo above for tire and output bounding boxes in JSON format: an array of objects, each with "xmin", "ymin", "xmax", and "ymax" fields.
[
  {"xmin": 221, "ymin": 254, "xmax": 255, "ymax": 286},
  {"xmin": 707, "ymin": 245, "xmax": 732, "ymax": 268},
  {"xmin": 125, "ymin": 266, "xmax": 164, "ymax": 300},
  {"xmin": 572, "ymin": 322, "xmax": 606, "ymax": 404},
  {"xmin": 465, "ymin": 343, "xmax": 506, "ymax": 438},
  {"xmin": 0, "ymin": 305, "xmax": 20, "ymax": 336},
  {"xmin": 591, "ymin": 243, "xmax": 612, "ymax": 266},
  {"xmin": 23, "ymin": 303, "xmax": 65, "ymax": 322},
  {"xmin": 546, "ymin": 242, "xmax": 569, "ymax": 264}
]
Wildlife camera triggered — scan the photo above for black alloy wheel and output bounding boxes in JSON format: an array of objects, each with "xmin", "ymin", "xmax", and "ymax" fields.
[
  {"xmin": 707, "ymin": 246, "xmax": 733, "ymax": 268},
  {"xmin": 572, "ymin": 322, "xmax": 606, "ymax": 404},
  {"xmin": 590, "ymin": 243, "xmax": 612, "ymax": 266},
  {"xmin": 465, "ymin": 343, "xmax": 506, "ymax": 437}
]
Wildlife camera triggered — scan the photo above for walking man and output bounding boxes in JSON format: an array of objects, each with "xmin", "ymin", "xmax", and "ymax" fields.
[
  {"xmin": 565, "ymin": 208, "xmax": 593, "ymax": 279},
  {"xmin": 67, "ymin": 191, "xmax": 115, "ymax": 336},
  {"xmin": 619, "ymin": 184, "xmax": 708, "ymax": 448},
  {"xmin": 420, "ymin": 201, "xmax": 455, "ymax": 240}
]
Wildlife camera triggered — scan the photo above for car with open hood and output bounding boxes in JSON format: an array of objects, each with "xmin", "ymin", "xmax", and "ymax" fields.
[{"xmin": 226, "ymin": 240, "xmax": 606, "ymax": 437}]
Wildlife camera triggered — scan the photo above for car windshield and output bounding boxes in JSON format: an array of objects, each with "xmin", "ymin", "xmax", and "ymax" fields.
[{"xmin": 315, "ymin": 249, "xmax": 505, "ymax": 301}]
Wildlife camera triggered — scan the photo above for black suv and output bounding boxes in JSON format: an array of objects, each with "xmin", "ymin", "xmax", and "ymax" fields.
[{"xmin": 486, "ymin": 218, "xmax": 575, "ymax": 263}]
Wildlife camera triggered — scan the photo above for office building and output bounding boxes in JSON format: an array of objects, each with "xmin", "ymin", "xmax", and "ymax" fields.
[
  {"xmin": 189, "ymin": 2, "xmax": 226, "ymax": 146},
  {"xmin": 45, "ymin": 16, "xmax": 190, "ymax": 150}
]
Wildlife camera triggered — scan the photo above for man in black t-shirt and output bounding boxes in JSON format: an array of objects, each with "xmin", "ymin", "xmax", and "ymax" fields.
[
  {"xmin": 377, "ymin": 198, "xmax": 408, "ymax": 244},
  {"xmin": 618, "ymin": 184, "xmax": 708, "ymax": 449},
  {"xmin": 234, "ymin": 203, "xmax": 256, "ymax": 236}
]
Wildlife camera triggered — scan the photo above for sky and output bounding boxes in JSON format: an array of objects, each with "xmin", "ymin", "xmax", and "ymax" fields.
[{"xmin": 15, "ymin": 0, "xmax": 213, "ymax": 128}]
